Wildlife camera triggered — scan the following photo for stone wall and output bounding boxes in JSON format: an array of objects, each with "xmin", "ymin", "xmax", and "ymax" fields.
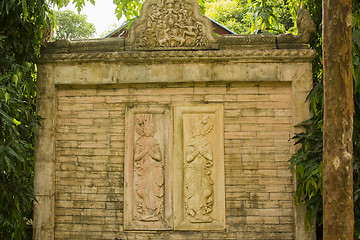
[
  {"xmin": 34, "ymin": 0, "xmax": 315, "ymax": 238},
  {"xmin": 55, "ymin": 82, "xmax": 294, "ymax": 239},
  {"xmin": 34, "ymin": 52, "xmax": 314, "ymax": 239}
]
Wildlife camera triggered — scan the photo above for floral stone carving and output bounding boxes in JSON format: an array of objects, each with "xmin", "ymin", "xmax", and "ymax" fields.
[
  {"xmin": 124, "ymin": 105, "xmax": 172, "ymax": 230},
  {"xmin": 126, "ymin": 0, "xmax": 218, "ymax": 50},
  {"xmin": 174, "ymin": 105, "xmax": 225, "ymax": 230}
]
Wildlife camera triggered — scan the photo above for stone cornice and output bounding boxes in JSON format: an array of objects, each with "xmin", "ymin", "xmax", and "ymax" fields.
[
  {"xmin": 38, "ymin": 48, "xmax": 315, "ymax": 64},
  {"xmin": 41, "ymin": 38, "xmax": 126, "ymax": 54},
  {"xmin": 219, "ymin": 34, "xmax": 276, "ymax": 49}
]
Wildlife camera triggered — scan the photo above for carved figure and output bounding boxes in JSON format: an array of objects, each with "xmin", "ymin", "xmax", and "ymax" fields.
[
  {"xmin": 133, "ymin": 0, "xmax": 209, "ymax": 48},
  {"xmin": 134, "ymin": 114, "xmax": 164, "ymax": 221},
  {"xmin": 184, "ymin": 114, "xmax": 214, "ymax": 223},
  {"xmin": 277, "ymin": 5, "xmax": 316, "ymax": 44}
]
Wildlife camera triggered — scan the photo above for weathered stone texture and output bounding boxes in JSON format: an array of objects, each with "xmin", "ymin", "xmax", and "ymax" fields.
[
  {"xmin": 54, "ymin": 82, "xmax": 294, "ymax": 239},
  {"xmin": 33, "ymin": 0, "xmax": 316, "ymax": 237},
  {"xmin": 174, "ymin": 105, "xmax": 225, "ymax": 230},
  {"xmin": 34, "ymin": 12, "xmax": 315, "ymax": 235},
  {"xmin": 124, "ymin": 105, "xmax": 172, "ymax": 230}
]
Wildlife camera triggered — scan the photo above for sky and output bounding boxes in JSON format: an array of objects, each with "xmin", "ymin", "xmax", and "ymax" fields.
[{"xmin": 58, "ymin": 0, "xmax": 125, "ymax": 38}]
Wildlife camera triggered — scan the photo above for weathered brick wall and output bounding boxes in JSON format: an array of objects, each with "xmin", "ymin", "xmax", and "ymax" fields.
[{"xmin": 54, "ymin": 82, "xmax": 294, "ymax": 239}]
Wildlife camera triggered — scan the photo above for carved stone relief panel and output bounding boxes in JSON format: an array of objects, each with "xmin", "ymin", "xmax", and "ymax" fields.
[
  {"xmin": 124, "ymin": 105, "xmax": 172, "ymax": 230},
  {"xmin": 174, "ymin": 105, "xmax": 225, "ymax": 230},
  {"xmin": 126, "ymin": 0, "xmax": 218, "ymax": 50}
]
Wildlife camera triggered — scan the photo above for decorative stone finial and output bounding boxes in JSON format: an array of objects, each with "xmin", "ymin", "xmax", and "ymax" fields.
[
  {"xmin": 125, "ymin": 0, "xmax": 219, "ymax": 50},
  {"xmin": 277, "ymin": 5, "xmax": 316, "ymax": 48}
]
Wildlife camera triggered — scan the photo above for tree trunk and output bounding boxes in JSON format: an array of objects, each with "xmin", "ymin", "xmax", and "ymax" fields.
[{"xmin": 323, "ymin": 0, "xmax": 354, "ymax": 239}]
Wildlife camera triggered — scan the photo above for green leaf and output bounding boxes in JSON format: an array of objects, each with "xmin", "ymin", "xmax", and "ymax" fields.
[
  {"xmin": 4, "ymin": 155, "xmax": 11, "ymax": 172},
  {"xmin": 22, "ymin": 0, "xmax": 28, "ymax": 19},
  {"xmin": 0, "ymin": 109, "xmax": 14, "ymax": 124},
  {"xmin": 4, "ymin": 91, "xmax": 10, "ymax": 103},
  {"xmin": 0, "ymin": 73, "xmax": 11, "ymax": 81},
  {"xmin": 11, "ymin": 74, "xmax": 18, "ymax": 86},
  {"xmin": 13, "ymin": 118, "xmax": 21, "ymax": 126},
  {"xmin": 6, "ymin": 146, "xmax": 25, "ymax": 163},
  {"xmin": 297, "ymin": 163, "xmax": 304, "ymax": 178}
]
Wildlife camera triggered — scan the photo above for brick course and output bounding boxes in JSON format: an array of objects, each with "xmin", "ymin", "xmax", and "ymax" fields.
[{"xmin": 55, "ymin": 82, "xmax": 294, "ymax": 239}]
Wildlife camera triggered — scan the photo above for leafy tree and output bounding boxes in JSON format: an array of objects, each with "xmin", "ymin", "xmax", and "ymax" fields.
[
  {"xmin": 205, "ymin": 0, "xmax": 251, "ymax": 34},
  {"xmin": 49, "ymin": 0, "xmax": 95, "ymax": 13},
  {"xmin": 113, "ymin": 0, "xmax": 143, "ymax": 21},
  {"xmin": 206, "ymin": 0, "xmax": 294, "ymax": 34},
  {"xmin": 0, "ymin": 1, "xmax": 96, "ymax": 238},
  {"xmin": 113, "ymin": 0, "xmax": 207, "ymax": 21},
  {"xmin": 247, "ymin": 0, "xmax": 281, "ymax": 33},
  {"xmin": 0, "ymin": 1, "xmax": 48, "ymax": 238},
  {"xmin": 51, "ymin": 10, "xmax": 96, "ymax": 40}
]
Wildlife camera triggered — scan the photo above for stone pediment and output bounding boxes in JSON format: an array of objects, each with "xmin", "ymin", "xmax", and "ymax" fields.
[{"xmin": 125, "ymin": 0, "xmax": 219, "ymax": 50}]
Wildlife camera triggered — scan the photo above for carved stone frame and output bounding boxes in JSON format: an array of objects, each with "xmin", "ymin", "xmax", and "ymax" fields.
[
  {"xmin": 174, "ymin": 104, "xmax": 225, "ymax": 230},
  {"xmin": 124, "ymin": 104, "xmax": 173, "ymax": 230}
]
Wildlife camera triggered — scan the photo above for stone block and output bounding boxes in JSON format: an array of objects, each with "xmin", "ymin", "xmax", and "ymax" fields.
[
  {"xmin": 247, "ymin": 63, "xmax": 279, "ymax": 81},
  {"xmin": 54, "ymin": 63, "xmax": 114, "ymax": 85},
  {"xmin": 34, "ymin": 127, "xmax": 55, "ymax": 163},
  {"xmin": 33, "ymin": 195, "xmax": 54, "ymax": 240},
  {"xmin": 281, "ymin": 63, "xmax": 313, "ymax": 90},
  {"xmin": 181, "ymin": 63, "xmax": 212, "ymax": 82},
  {"xmin": 213, "ymin": 64, "xmax": 247, "ymax": 82},
  {"xmin": 83, "ymin": 63, "xmax": 114, "ymax": 84},
  {"xmin": 36, "ymin": 97, "xmax": 55, "ymax": 129},
  {"xmin": 292, "ymin": 90, "xmax": 311, "ymax": 124},
  {"xmin": 34, "ymin": 161, "xmax": 54, "ymax": 195},
  {"xmin": 54, "ymin": 65, "xmax": 83, "ymax": 84},
  {"xmin": 279, "ymin": 63, "xmax": 301, "ymax": 82},
  {"xmin": 37, "ymin": 64, "xmax": 55, "ymax": 97},
  {"xmin": 148, "ymin": 64, "xmax": 181, "ymax": 83},
  {"xmin": 117, "ymin": 64, "xmax": 148, "ymax": 83}
]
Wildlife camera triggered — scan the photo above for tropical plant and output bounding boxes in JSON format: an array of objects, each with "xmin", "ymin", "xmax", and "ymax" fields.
[
  {"xmin": 0, "ymin": 1, "xmax": 48, "ymax": 238},
  {"xmin": 51, "ymin": 10, "xmax": 96, "ymax": 40},
  {"xmin": 113, "ymin": 0, "xmax": 207, "ymax": 21},
  {"xmin": 288, "ymin": 0, "xmax": 360, "ymax": 238},
  {"xmin": 206, "ymin": 0, "xmax": 251, "ymax": 34},
  {"xmin": 246, "ymin": 0, "xmax": 295, "ymax": 33},
  {"xmin": 49, "ymin": 0, "xmax": 95, "ymax": 13},
  {"xmin": 286, "ymin": 0, "xmax": 324, "ymax": 237},
  {"xmin": 247, "ymin": 0, "xmax": 278, "ymax": 33},
  {"xmin": 113, "ymin": 0, "xmax": 143, "ymax": 21},
  {"xmin": 0, "ymin": 1, "xmax": 98, "ymax": 238},
  {"xmin": 206, "ymin": 0, "xmax": 295, "ymax": 34}
]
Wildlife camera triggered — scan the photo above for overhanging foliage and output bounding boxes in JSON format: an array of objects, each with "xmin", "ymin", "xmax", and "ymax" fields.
[{"xmin": 0, "ymin": 1, "xmax": 48, "ymax": 238}]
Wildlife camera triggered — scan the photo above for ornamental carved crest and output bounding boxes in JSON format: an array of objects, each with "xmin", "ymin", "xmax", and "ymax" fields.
[{"xmin": 126, "ymin": 0, "xmax": 218, "ymax": 50}]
